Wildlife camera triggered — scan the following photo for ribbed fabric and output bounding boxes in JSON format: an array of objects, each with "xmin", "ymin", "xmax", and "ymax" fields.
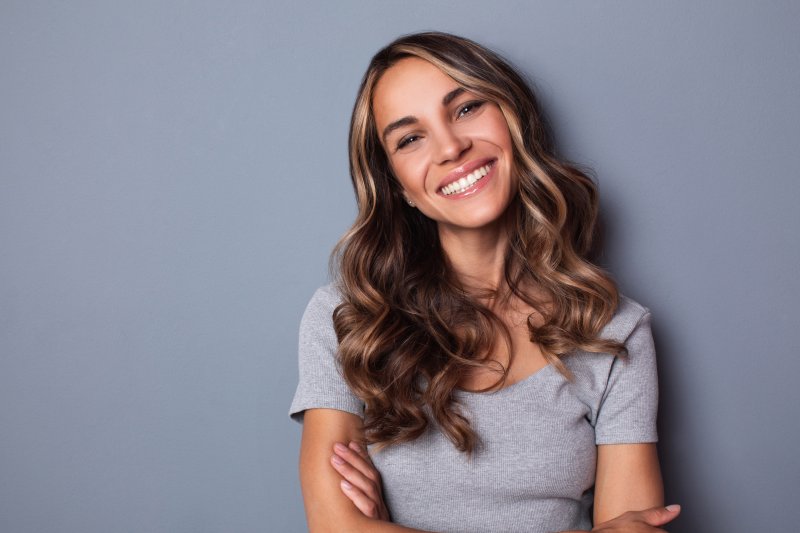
[{"xmin": 289, "ymin": 285, "xmax": 658, "ymax": 533}]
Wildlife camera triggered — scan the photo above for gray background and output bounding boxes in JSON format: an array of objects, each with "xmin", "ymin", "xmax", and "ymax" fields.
[{"xmin": 1, "ymin": 1, "xmax": 798, "ymax": 532}]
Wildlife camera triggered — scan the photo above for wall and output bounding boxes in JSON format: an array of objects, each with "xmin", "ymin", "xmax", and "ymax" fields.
[{"xmin": 2, "ymin": 1, "xmax": 798, "ymax": 531}]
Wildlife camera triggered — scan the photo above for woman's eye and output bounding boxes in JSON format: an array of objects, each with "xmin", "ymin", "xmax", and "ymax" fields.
[
  {"xmin": 457, "ymin": 100, "xmax": 485, "ymax": 118},
  {"xmin": 397, "ymin": 135, "xmax": 419, "ymax": 150}
]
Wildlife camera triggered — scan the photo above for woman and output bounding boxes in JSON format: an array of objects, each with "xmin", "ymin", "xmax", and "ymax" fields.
[{"xmin": 290, "ymin": 32, "xmax": 680, "ymax": 532}]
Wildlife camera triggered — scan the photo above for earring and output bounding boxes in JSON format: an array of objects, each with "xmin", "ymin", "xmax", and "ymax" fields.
[{"xmin": 406, "ymin": 198, "xmax": 416, "ymax": 208}]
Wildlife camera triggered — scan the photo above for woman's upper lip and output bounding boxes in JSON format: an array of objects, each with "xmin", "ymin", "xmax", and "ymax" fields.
[{"xmin": 437, "ymin": 158, "xmax": 496, "ymax": 190}]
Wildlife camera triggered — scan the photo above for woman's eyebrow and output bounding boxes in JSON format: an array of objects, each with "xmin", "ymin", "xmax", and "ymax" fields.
[
  {"xmin": 382, "ymin": 116, "xmax": 417, "ymax": 143},
  {"xmin": 441, "ymin": 87, "xmax": 466, "ymax": 106},
  {"xmin": 381, "ymin": 87, "xmax": 467, "ymax": 143}
]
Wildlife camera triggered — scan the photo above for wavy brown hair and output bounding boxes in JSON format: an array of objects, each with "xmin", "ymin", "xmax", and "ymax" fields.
[{"xmin": 332, "ymin": 32, "xmax": 626, "ymax": 454}]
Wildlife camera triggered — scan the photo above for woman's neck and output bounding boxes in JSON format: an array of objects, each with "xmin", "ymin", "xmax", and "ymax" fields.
[{"xmin": 438, "ymin": 221, "xmax": 509, "ymax": 297}]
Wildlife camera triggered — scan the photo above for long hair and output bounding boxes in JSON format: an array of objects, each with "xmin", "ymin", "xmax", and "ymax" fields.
[{"xmin": 332, "ymin": 32, "xmax": 625, "ymax": 454}]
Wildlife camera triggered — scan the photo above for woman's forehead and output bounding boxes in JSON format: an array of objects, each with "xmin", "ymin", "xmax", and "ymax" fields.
[{"xmin": 371, "ymin": 58, "xmax": 465, "ymax": 126}]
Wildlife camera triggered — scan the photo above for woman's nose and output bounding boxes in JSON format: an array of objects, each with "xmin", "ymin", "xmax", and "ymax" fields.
[{"xmin": 433, "ymin": 126, "xmax": 471, "ymax": 164}]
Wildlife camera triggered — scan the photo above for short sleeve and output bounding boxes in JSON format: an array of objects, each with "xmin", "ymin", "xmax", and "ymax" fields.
[
  {"xmin": 594, "ymin": 311, "xmax": 659, "ymax": 444},
  {"xmin": 288, "ymin": 285, "xmax": 364, "ymax": 423}
]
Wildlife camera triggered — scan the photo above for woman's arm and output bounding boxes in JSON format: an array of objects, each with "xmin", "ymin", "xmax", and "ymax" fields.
[
  {"xmin": 579, "ymin": 442, "xmax": 680, "ymax": 532},
  {"xmin": 332, "ymin": 439, "xmax": 679, "ymax": 532},
  {"xmin": 593, "ymin": 443, "xmax": 664, "ymax": 523},
  {"xmin": 299, "ymin": 408, "xmax": 434, "ymax": 533}
]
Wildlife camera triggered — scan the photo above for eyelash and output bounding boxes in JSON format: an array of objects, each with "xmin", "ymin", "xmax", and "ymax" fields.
[
  {"xmin": 396, "ymin": 135, "xmax": 419, "ymax": 150},
  {"xmin": 457, "ymin": 100, "xmax": 485, "ymax": 118},
  {"xmin": 395, "ymin": 100, "xmax": 486, "ymax": 151}
]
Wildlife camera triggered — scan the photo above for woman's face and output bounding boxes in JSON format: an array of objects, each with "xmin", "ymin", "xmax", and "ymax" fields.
[{"xmin": 372, "ymin": 57, "xmax": 516, "ymax": 234}]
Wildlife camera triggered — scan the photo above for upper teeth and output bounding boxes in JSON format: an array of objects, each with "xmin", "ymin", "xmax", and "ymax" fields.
[{"xmin": 440, "ymin": 164, "xmax": 492, "ymax": 196}]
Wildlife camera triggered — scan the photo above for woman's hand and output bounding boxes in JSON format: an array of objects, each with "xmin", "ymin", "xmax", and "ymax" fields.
[
  {"xmin": 330, "ymin": 440, "xmax": 390, "ymax": 522},
  {"xmin": 589, "ymin": 504, "xmax": 681, "ymax": 532}
]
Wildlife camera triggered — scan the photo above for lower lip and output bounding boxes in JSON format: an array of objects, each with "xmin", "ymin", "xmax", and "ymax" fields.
[{"xmin": 439, "ymin": 163, "xmax": 496, "ymax": 200}]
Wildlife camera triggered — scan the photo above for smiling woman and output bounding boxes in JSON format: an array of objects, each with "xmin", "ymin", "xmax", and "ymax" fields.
[
  {"xmin": 289, "ymin": 32, "xmax": 680, "ymax": 533},
  {"xmin": 373, "ymin": 57, "xmax": 516, "ymax": 234}
]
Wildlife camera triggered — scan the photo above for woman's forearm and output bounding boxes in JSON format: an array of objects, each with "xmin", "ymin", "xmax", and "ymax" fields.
[{"xmin": 300, "ymin": 409, "xmax": 436, "ymax": 533}]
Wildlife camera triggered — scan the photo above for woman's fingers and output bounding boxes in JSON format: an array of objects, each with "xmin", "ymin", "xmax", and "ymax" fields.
[
  {"xmin": 330, "ymin": 442, "xmax": 382, "ymax": 502},
  {"xmin": 637, "ymin": 504, "xmax": 680, "ymax": 526},
  {"xmin": 333, "ymin": 442, "xmax": 381, "ymax": 484},
  {"xmin": 338, "ymin": 478, "xmax": 382, "ymax": 519},
  {"xmin": 348, "ymin": 440, "xmax": 372, "ymax": 462},
  {"xmin": 330, "ymin": 451, "xmax": 376, "ymax": 500},
  {"xmin": 592, "ymin": 505, "xmax": 681, "ymax": 531},
  {"xmin": 331, "ymin": 441, "xmax": 390, "ymax": 521}
]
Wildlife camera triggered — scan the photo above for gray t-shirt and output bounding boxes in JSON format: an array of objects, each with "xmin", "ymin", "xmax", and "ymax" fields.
[{"xmin": 290, "ymin": 284, "xmax": 658, "ymax": 533}]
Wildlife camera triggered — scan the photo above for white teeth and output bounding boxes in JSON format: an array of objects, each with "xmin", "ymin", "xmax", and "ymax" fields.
[{"xmin": 440, "ymin": 163, "xmax": 492, "ymax": 196}]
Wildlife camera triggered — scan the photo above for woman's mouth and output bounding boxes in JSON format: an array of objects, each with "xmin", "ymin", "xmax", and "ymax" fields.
[{"xmin": 438, "ymin": 161, "xmax": 495, "ymax": 197}]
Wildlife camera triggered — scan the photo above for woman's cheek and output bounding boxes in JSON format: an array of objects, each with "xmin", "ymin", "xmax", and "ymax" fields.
[{"xmin": 397, "ymin": 164, "xmax": 429, "ymax": 197}]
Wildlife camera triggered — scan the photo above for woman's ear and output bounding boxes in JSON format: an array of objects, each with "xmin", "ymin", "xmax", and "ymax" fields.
[{"xmin": 402, "ymin": 191, "xmax": 416, "ymax": 208}]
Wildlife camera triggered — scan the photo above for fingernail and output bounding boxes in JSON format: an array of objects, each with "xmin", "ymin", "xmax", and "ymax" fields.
[
  {"xmin": 341, "ymin": 480, "xmax": 352, "ymax": 490},
  {"xmin": 331, "ymin": 454, "xmax": 344, "ymax": 465},
  {"xmin": 334, "ymin": 443, "xmax": 348, "ymax": 454},
  {"xmin": 666, "ymin": 504, "xmax": 681, "ymax": 512},
  {"xmin": 348, "ymin": 441, "xmax": 362, "ymax": 451}
]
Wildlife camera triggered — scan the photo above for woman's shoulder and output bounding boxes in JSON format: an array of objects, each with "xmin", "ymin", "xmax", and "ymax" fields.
[
  {"xmin": 297, "ymin": 284, "xmax": 343, "ymax": 338},
  {"xmin": 598, "ymin": 293, "xmax": 651, "ymax": 344},
  {"xmin": 304, "ymin": 283, "xmax": 343, "ymax": 315}
]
